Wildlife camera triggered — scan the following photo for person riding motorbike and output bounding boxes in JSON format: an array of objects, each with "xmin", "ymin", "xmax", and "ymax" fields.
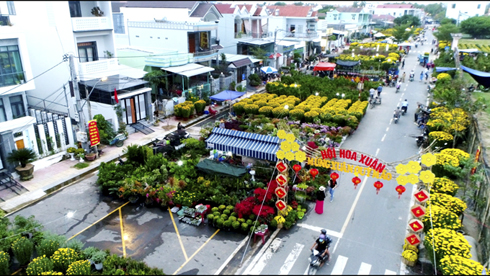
[
  {"xmin": 401, "ymin": 99, "xmax": 409, "ymax": 114},
  {"xmin": 369, "ymin": 88, "xmax": 375, "ymax": 100},
  {"xmin": 396, "ymin": 81, "xmax": 401, "ymax": 93},
  {"xmin": 310, "ymin": 230, "xmax": 331, "ymax": 268},
  {"xmin": 394, "ymin": 107, "xmax": 401, "ymax": 120},
  {"xmin": 377, "ymin": 84, "xmax": 383, "ymax": 97}
]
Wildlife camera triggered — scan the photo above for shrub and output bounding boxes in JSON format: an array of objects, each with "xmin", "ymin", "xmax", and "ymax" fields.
[
  {"xmin": 39, "ymin": 271, "xmax": 63, "ymax": 275},
  {"xmin": 218, "ymin": 205, "xmax": 226, "ymax": 211},
  {"xmin": 0, "ymin": 251, "xmax": 9, "ymax": 275},
  {"xmin": 289, "ymin": 109, "xmax": 305, "ymax": 121},
  {"xmin": 27, "ymin": 256, "xmax": 54, "ymax": 276},
  {"xmin": 232, "ymin": 221, "xmax": 240, "ymax": 230},
  {"xmin": 223, "ymin": 209, "xmax": 231, "ymax": 215},
  {"xmin": 402, "ymin": 250, "xmax": 417, "ymax": 262},
  {"xmin": 440, "ymin": 148, "xmax": 470, "ymax": 163},
  {"xmin": 211, "ymin": 207, "xmax": 219, "ymax": 212},
  {"xmin": 36, "ymin": 232, "xmax": 65, "ymax": 258},
  {"xmin": 12, "ymin": 236, "xmax": 33, "ymax": 265},
  {"xmin": 207, "ymin": 214, "xmax": 214, "ymax": 221},
  {"xmin": 213, "ymin": 211, "xmax": 221, "ymax": 217},
  {"xmin": 246, "ymin": 219, "xmax": 253, "ymax": 225},
  {"xmin": 241, "ymin": 223, "xmax": 249, "ymax": 232},
  {"xmin": 82, "ymin": 246, "xmax": 98, "ymax": 260},
  {"xmin": 272, "ymin": 106, "xmax": 289, "ymax": 118},
  {"xmin": 93, "ymin": 114, "xmax": 116, "ymax": 145},
  {"xmin": 230, "ymin": 212, "xmax": 237, "ymax": 217},
  {"xmin": 223, "ymin": 220, "xmax": 232, "ymax": 229},
  {"xmin": 244, "ymin": 104, "xmax": 259, "ymax": 115},
  {"xmin": 220, "ymin": 214, "xmax": 228, "ymax": 220},
  {"xmin": 440, "ymin": 255, "xmax": 488, "ymax": 275},
  {"xmin": 51, "ymin": 248, "xmax": 79, "ymax": 273},
  {"xmin": 91, "ymin": 250, "xmax": 107, "ymax": 264},
  {"xmin": 304, "ymin": 111, "xmax": 319, "ymax": 123},
  {"xmin": 7, "ymin": 148, "xmax": 36, "ymax": 168},
  {"xmin": 428, "ymin": 178, "xmax": 459, "ymax": 196},
  {"xmin": 194, "ymin": 100, "xmax": 207, "ymax": 114},
  {"xmin": 66, "ymin": 260, "xmax": 91, "ymax": 275},
  {"xmin": 233, "ymin": 102, "xmax": 246, "ymax": 116},
  {"xmin": 422, "ymin": 204, "xmax": 461, "ymax": 231},
  {"xmin": 428, "ymin": 193, "xmax": 467, "ymax": 216},
  {"xmin": 216, "ymin": 219, "xmax": 224, "ymax": 229},
  {"xmin": 424, "ymin": 228, "xmax": 471, "ymax": 268},
  {"xmin": 258, "ymin": 106, "xmax": 273, "ymax": 117},
  {"xmin": 249, "ymin": 73, "xmax": 261, "ymax": 86}
]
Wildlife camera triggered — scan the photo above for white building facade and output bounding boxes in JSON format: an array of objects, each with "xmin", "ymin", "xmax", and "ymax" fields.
[{"xmin": 445, "ymin": 2, "xmax": 486, "ymax": 24}]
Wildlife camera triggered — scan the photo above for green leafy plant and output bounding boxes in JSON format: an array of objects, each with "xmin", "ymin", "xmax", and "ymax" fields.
[
  {"xmin": 82, "ymin": 246, "xmax": 99, "ymax": 260},
  {"xmin": 66, "ymin": 147, "xmax": 77, "ymax": 154},
  {"xmin": 7, "ymin": 148, "xmax": 36, "ymax": 167},
  {"xmin": 91, "ymin": 250, "xmax": 107, "ymax": 264},
  {"xmin": 51, "ymin": 248, "xmax": 79, "ymax": 273},
  {"xmin": 12, "ymin": 236, "xmax": 33, "ymax": 265},
  {"xmin": 0, "ymin": 251, "xmax": 9, "ymax": 275},
  {"xmin": 26, "ymin": 256, "xmax": 54, "ymax": 276},
  {"xmin": 74, "ymin": 163, "xmax": 89, "ymax": 169},
  {"xmin": 93, "ymin": 114, "xmax": 116, "ymax": 145},
  {"xmin": 36, "ymin": 232, "xmax": 66, "ymax": 258},
  {"xmin": 66, "ymin": 260, "xmax": 91, "ymax": 275},
  {"xmin": 66, "ymin": 239, "xmax": 85, "ymax": 256}
]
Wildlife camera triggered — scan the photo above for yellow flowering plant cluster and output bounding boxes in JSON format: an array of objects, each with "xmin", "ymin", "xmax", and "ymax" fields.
[
  {"xmin": 440, "ymin": 149, "xmax": 470, "ymax": 163},
  {"xmin": 428, "ymin": 178, "xmax": 460, "ymax": 196},
  {"xmin": 440, "ymin": 255, "xmax": 488, "ymax": 275},
  {"xmin": 436, "ymin": 73, "xmax": 451, "ymax": 81},
  {"xmin": 427, "ymin": 107, "xmax": 469, "ymax": 134},
  {"xmin": 26, "ymin": 256, "xmax": 54, "ymax": 276},
  {"xmin": 403, "ymin": 242, "xmax": 419, "ymax": 253},
  {"xmin": 66, "ymin": 260, "xmax": 91, "ymax": 275},
  {"xmin": 347, "ymin": 100, "xmax": 368, "ymax": 119},
  {"xmin": 427, "ymin": 193, "xmax": 467, "ymax": 216},
  {"xmin": 174, "ymin": 101, "xmax": 195, "ymax": 119},
  {"xmin": 428, "ymin": 131, "xmax": 453, "ymax": 143},
  {"xmin": 274, "ymin": 215, "xmax": 286, "ymax": 224},
  {"xmin": 295, "ymin": 95, "xmax": 329, "ymax": 111},
  {"xmin": 0, "ymin": 251, "xmax": 9, "ymax": 275},
  {"xmin": 435, "ymin": 153, "xmax": 460, "ymax": 167},
  {"xmin": 40, "ymin": 272, "xmax": 63, "ymax": 275},
  {"xmin": 438, "ymin": 41, "xmax": 452, "ymax": 50},
  {"xmin": 402, "ymin": 249, "xmax": 418, "ymax": 262},
  {"xmin": 348, "ymin": 42, "xmax": 398, "ymax": 51},
  {"xmin": 424, "ymin": 228, "xmax": 471, "ymax": 268},
  {"xmin": 423, "ymin": 204, "xmax": 462, "ymax": 230},
  {"xmin": 51, "ymin": 248, "xmax": 79, "ymax": 273},
  {"xmin": 12, "ymin": 236, "xmax": 34, "ymax": 266}
]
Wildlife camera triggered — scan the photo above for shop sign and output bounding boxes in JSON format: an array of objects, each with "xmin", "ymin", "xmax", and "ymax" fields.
[
  {"xmin": 307, "ymin": 157, "xmax": 392, "ymax": 181},
  {"xmin": 410, "ymin": 205, "xmax": 426, "ymax": 218},
  {"xmin": 276, "ymin": 161, "xmax": 288, "ymax": 173},
  {"xmin": 88, "ymin": 120, "xmax": 100, "ymax": 147},
  {"xmin": 276, "ymin": 174, "xmax": 288, "ymax": 186},
  {"xmin": 414, "ymin": 190, "xmax": 429, "ymax": 203}
]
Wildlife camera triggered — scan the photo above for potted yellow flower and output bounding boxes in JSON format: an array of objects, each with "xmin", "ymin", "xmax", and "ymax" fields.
[{"xmin": 402, "ymin": 249, "xmax": 418, "ymax": 266}]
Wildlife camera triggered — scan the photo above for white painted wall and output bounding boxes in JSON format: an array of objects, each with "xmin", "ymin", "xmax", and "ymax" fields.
[
  {"xmin": 120, "ymin": 7, "xmax": 190, "ymax": 23},
  {"xmin": 445, "ymin": 2, "xmax": 485, "ymax": 21},
  {"xmin": 125, "ymin": 26, "xmax": 189, "ymax": 52},
  {"xmin": 218, "ymin": 14, "xmax": 241, "ymax": 54},
  {"xmin": 74, "ymin": 32, "xmax": 115, "ymax": 61},
  {"xmin": 83, "ymin": 102, "xmax": 120, "ymax": 132}
]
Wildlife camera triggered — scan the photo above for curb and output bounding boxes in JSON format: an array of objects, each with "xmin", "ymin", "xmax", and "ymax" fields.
[{"xmin": 4, "ymin": 108, "xmax": 222, "ymax": 215}]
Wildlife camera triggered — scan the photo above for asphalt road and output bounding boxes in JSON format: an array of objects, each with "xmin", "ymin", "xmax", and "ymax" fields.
[{"xmin": 238, "ymin": 30, "xmax": 435, "ymax": 275}]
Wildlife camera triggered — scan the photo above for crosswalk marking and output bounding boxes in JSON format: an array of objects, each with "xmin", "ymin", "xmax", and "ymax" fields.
[
  {"xmin": 296, "ymin": 223, "xmax": 343, "ymax": 238},
  {"xmin": 245, "ymin": 238, "xmax": 282, "ymax": 275},
  {"xmin": 331, "ymin": 255, "xmax": 348, "ymax": 275},
  {"xmin": 385, "ymin": 269, "xmax": 397, "ymax": 275},
  {"xmin": 358, "ymin": 262, "xmax": 372, "ymax": 274},
  {"xmin": 279, "ymin": 243, "xmax": 304, "ymax": 275}
]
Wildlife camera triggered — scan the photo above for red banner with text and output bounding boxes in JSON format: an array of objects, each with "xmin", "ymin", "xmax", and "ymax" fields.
[{"xmin": 88, "ymin": 120, "xmax": 100, "ymax": 147}]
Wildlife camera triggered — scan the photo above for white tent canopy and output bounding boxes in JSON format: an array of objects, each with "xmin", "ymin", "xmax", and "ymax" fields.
[{"xmin": 374, "ymin": 32, "xmax": 386, "ymax": 38}]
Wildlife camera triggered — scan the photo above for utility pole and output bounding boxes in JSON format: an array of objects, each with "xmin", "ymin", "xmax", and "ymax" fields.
[{"xmin": 69, "ymin": 54, "xmax": 88, "ymax": 151}]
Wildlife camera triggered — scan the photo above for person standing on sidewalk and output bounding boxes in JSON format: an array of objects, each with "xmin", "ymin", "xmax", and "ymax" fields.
[
  {"xmin": 419, "ymin": 71, "xmax": 424, "ymax": 82},
  {"xmin": 328, "ymin": 178, "xmax": 338, "ymax": 202},
  {"xmin": 315, "ymin": 186, "xmax": 326, "ymax": 214},
  {"xmin": 401, "ymin": 59, "xmax": 405, "ymax": 69},
  {"xmin": 401, "ymin": 72, "xmax": 406, "ymax": 83}
]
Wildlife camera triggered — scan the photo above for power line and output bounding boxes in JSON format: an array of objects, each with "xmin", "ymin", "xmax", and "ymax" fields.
[{"xmin": 0, "ymin": 60, "xmax": 66, "ymax": 96}]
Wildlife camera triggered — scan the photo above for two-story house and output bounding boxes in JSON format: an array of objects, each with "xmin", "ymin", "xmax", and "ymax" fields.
[
  {"xmin": 326, "ymin": 7, "xmax": 372, "ymax": 41},
  {"xmin": 445, "ymin": 2, "xmax": 485, "ymax": 25},
  {"xmin": 115, "ymin": 1, "xmax": 223, "ymax": 98},
  {"xmin": 264, "ymin": 4, "xmax": 319, "ymax": 66},
  {"xmin": 375, "ymin": 4, "xmax": 426, "ymax": 25},
  {"xmin": 0, "ymin": 1, "xmax": 38, "ymax": 173},
  {"xmin": 1, "ymin": 1, "xmax": 151, "ymax": 167}
]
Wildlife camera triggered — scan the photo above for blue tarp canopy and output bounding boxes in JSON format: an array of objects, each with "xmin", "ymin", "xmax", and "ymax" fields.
[
  {"xmin": 435, "ymin": 67, "xmax": 457, "ymax": 73},
  {"xmin": 205, "ymin": 128, "xmax": 283, "ymax": 161},
  {"xmin": 461, "ymin": 65, "xmax": 490, "ymax": 88},
  {"xmin": 209, "ymin": 90, "xmax": 245, "ymax": 102}
]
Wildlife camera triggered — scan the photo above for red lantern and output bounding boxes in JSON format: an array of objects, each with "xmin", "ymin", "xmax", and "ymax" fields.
[
  {"xmin": 373, "ymin": 181, "xmax": 384, "ymax": 195},
  {"xmin": 310, "ymin": 168, "xmax": 319, "ymax": 179},
  {"xmin": 330, "ymin": 172, "xmax": 339, "ymax": 180},
  {"xmin": 352, "ymin": 176, "xmax": 361, "ymax": 189},
  {"xmin": 293, "ymin": 164, "xmax": 302, "ymax": 173},
  {"xmin": 395, "ymin": 185, "xmax": 406, "ymax": 199}
]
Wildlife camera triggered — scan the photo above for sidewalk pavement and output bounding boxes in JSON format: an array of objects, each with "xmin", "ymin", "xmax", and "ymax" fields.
[{"xmin": 0, "ymin": 89, "xmax": 264, "ymax": 214}]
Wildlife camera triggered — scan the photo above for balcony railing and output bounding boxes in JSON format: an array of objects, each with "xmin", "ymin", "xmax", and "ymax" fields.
[
  {"xmin": 72, "ymin": 17, "xmax": 112, "ymax": 32},
  {"xmin": 235, "ymin": 32, "xmax": 267, "ymax": 39},
  {"xmin": 78, "ymin": 59, "xmax": 118, "ymax": 80},
  {"xmin": 145, "ymin": 53, "xmax": 193, "ymax": 68},
  {"xmin": 0, "ymin": 71, "xmax": 26, "ymax": 88},
  {"xmin": 128, "ymin": 20, "xmax": 217, "ymax": 31}
]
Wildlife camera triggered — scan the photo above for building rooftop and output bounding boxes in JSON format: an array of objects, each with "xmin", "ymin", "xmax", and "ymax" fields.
[
  {"xmin": 376, "ymin": 4, "xmax": 414, "ymax": 9},
  {"xmin": 214, "ymin": 3, "xmax": 236, "ymax": 14},
  {"xmin": 190, "ymin": 3, "xmax": 214, "ymax": 17},
  {"xmin": 266, "ymin": 5, "xmax": 315, "ymax": 17},
  {"xmin": 335, "ymin": 7, "xmax": 364, "ymax": 13},
  {"xmin": 123, "ymin": 1, "xmax": 198, "ymax": 9}
]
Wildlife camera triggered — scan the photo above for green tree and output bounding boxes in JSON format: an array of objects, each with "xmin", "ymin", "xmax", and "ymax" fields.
[
  {"xmin": 393, "ymin": 15, "xmax": 421, "ymax": 27},
  {"xmin": 318, "ymin": 5, "xmax": 336, "ymax": 13},
  {"xmin": 433, "ymin": 24, "xmax": 460, "ymax": 42},
  {"xmin": 294, "ymin": 2, "xmax": 303, "ymax": 6},
  {"xmin": 440, "ymin": 18, "xmax": 457, "ymax": 25},
  {"xmin": 274, "ymin": 2, "xmax": 286, "ymax": 6},
  {"xmin": 460, "ymin": 16, "xmax": 490, "ymax": 38},
  {"xmin": 143, "ymin": 70, "xmax": 166, "ymax": 96},
  {"xmin": 359, "ymin": 1, "xmax": 366, "ymax": 7},
  {"xmin": 250, "ymin": 47, "xmax": 268, "ymax": 64},
  {"xmin": 353, "ymin": 1, "xmax": 359, "ymax": 8},
  {"xmin": 392, "ymin": 24, "xmax": 412, "ymax": 43}
]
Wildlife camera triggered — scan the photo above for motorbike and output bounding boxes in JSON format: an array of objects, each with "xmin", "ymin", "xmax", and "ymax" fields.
[
  {"xmin": 152, "ymin": 129, "xmax": 190, "ymax": 155},
  {"xmin": 308, "ymin": 249, "xmax": 330, "ymax": 275},
  {"xmin": 409, "ymin": 74, "xmax": 415, "ymax": 82},
  {"xmin": 369, "ymin": 96, "xmax": 381, "ymax": 108},
  {"xmin": 396, "ymin": 85, "xmax": 401, "ymax": 93},
  {"xmin": 468, "ymin": 85, "xmax": 476, "ymax": 92},
  {"xmin": 411, "ymin": 134, "xmax": 429, "ymax": 148},
  {"xmin": 401, "ymin": 105, "xmax": 408, "ymax": 115},
  {"xmin": 394, "ymin": 111, "xmax": 400, "ymax": 124}
]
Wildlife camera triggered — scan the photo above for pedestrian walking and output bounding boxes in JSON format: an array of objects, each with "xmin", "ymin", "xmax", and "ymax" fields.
[
  {"xmin": 402, "ymin": 59, "xmax": 405, "ymax": 69},
  {"xmin": 415, "ymin": 104, "xmax": 421, "ymax": 123},
  {"xmin": 328, "ymin": 178, "xmax": 338, "ymax": 202},
  {"xmin": 420, "ymin": 71, "xmax": 424, "ymax": 82},
  {"xmin": 401, "ymin": 72, "xmax": 406, "ymax": 83},
  {"xmin": 315, "ymin": 186, "xmax": 326, "ymax": 214},
  {"xmin": 430, "ymin": 48, "xmax": 434, "ymax": 54}
]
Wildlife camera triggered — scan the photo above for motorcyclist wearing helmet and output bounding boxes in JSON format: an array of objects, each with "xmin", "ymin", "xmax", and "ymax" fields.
[
  {"xmin": 310, "ymin": 229, "xmax": 331, "ymax": 267},
  {"xmin": 394, "ymin": 107, "xmax": 401, "ymax": 119}
]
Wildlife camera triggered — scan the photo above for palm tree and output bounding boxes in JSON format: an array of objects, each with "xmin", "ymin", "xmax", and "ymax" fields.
[{"xmin": 7, "ymin": 148, "xmax": 36, "ymax": 168}]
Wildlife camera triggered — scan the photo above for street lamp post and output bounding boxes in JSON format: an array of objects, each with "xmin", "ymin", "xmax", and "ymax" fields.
[{"xmin": 80, "ymin": 76, "xmax": 107, "ymax": 158}]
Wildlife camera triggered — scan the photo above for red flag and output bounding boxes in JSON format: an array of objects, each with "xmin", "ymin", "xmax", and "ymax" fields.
[{"xmin": 114, "ymin": 88, "xmax": 119, "ymax": 104}]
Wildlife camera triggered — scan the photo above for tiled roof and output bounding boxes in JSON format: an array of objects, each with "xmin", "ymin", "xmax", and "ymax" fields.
[
  {"xmin": 124, "ymin": 1, "xmax": 197, "ymax": 9},
  {"xmin": 190, "ymin": 3, "xmax": 213, "ymax": 17},
  {"xmin": 312, "ymin": 11, "xmax": 318, "ymax": 17},
  {"xmin": 372, "ymin": 14, "xmax": 396, "ymax": 20},
  {"xmin": 253, "ymin": 7, "xmax": 262, "ymax": 16},
  {"xmin": 377, "ymin": 4, "xmax": 414, "ymax": 9},
  {"xmin": 266, "ymin": 5, "xmax": 314, "ymax": 17},
  {"xmin": 214, "ymin": 3, "xmax": 235, "ymax": 14},
  {"xmin": 335, "ymin": 7, "xmax": 363, "ymax": 13},
  {"xmin": 237, "ymin": 4, "xmax": 253, "ymax": 12}
]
